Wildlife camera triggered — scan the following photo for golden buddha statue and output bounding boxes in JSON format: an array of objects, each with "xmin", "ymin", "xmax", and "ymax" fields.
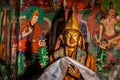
[{"xmin": 50, "ymin": 10, "xmax": 96, "ymax": 80}]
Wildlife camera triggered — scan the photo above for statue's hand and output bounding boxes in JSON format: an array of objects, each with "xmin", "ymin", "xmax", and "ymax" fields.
[{"xmin": 68, "ymin": 65, "xmax": 80, "ymax": 79}]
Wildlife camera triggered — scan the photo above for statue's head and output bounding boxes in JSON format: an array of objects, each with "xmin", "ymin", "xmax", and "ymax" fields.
[{"xmin": 60, "ymin": 11, "xmax": 85, "ymax": 49}]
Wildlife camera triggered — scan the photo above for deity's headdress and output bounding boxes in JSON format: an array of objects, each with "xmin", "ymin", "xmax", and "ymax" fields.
[
  {"xmin": 63, "ymin": 9, "xmax": 80, "ymax": 32},
  {"xmin": 31, "ymin": 9, "xmax": 39, "ymax": 18},
  {"xmin": 26, "ymin": 6, "xmax": 44, "ymax": 24}
]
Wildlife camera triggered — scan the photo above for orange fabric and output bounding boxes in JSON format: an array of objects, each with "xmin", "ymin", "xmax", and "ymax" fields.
[
  {"xmin": 64, "ymin": 75, "xmax": 75, "ymax": 80},
  {"xmin": 86, "ymin": 53, "xmax": 97, "ymax": 73},
  {"xmin": 18, "ymin": 20, "xmax": 41, "ymax": 53},
  {"xmin": 0, "ymin": 43, "xmax": 2, "ymax": 59}
]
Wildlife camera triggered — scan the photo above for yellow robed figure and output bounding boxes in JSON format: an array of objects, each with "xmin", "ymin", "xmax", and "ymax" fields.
[{"xmin": 50, "ymin": 10, "xmax": 96, "ymax": 80}]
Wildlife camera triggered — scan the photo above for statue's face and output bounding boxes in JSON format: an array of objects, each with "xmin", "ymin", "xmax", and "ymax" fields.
[
  {"xmin": 63, "ymin": 29, "xmax": 80, "ymax": 48},
  {"xmin": 31, "ymin": 15, "xmax": 38, "ymax": 25}
]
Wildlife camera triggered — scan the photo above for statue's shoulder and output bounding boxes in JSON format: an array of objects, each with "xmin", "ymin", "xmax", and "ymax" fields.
[
  {"xmin": 54, "ymin": 47, "xmax": 64, "ymax": 54},
  {"xmin": 54, "ymin": 47, "xmax": 64, "ymax": 59}
]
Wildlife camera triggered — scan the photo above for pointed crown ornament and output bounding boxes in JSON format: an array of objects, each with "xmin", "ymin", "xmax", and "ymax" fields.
[
  {"xmin": 63, "ymin": 10, "xmax": 80, "ymax": 33},
  {"xmin": 31, "ymin": 9, "xmax": 39, "ymax": 17}
]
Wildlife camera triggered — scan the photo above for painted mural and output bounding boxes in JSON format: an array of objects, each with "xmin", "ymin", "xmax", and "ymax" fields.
[{"xmin": 0, "ymin": 0, "xmax": 120, "ymax": 80}]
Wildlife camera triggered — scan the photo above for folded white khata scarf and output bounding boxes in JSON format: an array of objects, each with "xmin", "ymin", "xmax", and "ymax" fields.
[{"xmin": 38, "ymin": 57, "xmax": 100, "ymax": 80}]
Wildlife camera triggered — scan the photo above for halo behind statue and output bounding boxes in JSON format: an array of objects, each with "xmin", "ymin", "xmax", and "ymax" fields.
[{"xmin": 26, "ymin": 6, "xmax": 44, "ymax": 24}]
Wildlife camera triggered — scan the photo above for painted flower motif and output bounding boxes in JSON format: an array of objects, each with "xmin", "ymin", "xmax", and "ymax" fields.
[{"xmin": 99, "ymin": 41, "xmax": 107, "ymax": 50}]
